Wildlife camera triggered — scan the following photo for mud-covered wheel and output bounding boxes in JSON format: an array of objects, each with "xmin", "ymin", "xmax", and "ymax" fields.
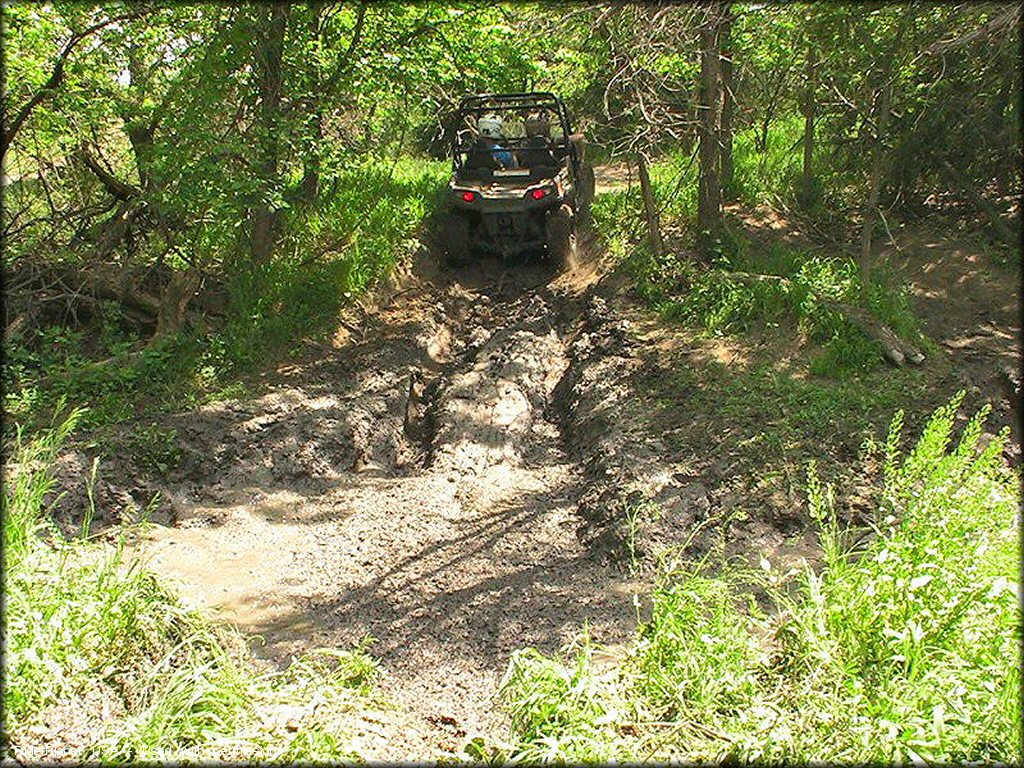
[
  {"xmin": 577, "ymin": 163, "xmax": 596, "ymax": 226},
  {"xmin": 444, "ymin": 212, "xmax": 471, "ymax": 267},
  {"xmin": 545, "ymin": 204, "xmax": 577, "ymax": 271}
]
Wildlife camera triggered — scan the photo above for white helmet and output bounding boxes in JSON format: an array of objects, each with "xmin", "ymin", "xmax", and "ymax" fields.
[{"xmin": 478, "ymin": 114, "xmax": 504, "ymax": 140}]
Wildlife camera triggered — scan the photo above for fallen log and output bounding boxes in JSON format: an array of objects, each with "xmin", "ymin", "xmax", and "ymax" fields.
[
  {"xmin": 10, "ymin": 259, "xmax": 160, "ymax": 320},
  {"xmin": 834, "ymin": 303, "xmax": 924, "ymax": 366}
]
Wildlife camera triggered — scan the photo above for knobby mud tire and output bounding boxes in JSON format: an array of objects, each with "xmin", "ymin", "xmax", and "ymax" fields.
[
  {"xmin": 444, "ymin": 213, "xmax": 472, "ymax": 267},
  {"xmin": 546, "ymin": 204, "xmax": 577, "ymax": 272}
]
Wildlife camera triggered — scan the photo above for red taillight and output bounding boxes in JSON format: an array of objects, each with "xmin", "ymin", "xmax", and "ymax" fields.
[
  {"xmin": 461, "ymin": 191, "xmax": 476, "ymax": 202},
  {"xmin": 531, "ymin": 188, "xmax": 546, "ymax": 200}
]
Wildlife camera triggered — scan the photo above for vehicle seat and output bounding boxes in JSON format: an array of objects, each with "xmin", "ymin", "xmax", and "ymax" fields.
[
  {"xmin": 458, "ymin": 167, "xmax": 493, "ymax": 183},
  {"xmin": 527, "ymin": 165, "xmax": 560, "ymax": 181},
  {"xmin": 517, "ymin": 136, "xmax": 556, "ymax": 168},
  {"xmin": 466, "ymin": 138, "xmax": 500, "ymax": 170}
]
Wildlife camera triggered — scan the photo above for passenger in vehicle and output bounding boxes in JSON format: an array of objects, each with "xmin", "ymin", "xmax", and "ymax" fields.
[{"xmin": 517, "ymin": 112, "xmax": 556, "ymax": 169}]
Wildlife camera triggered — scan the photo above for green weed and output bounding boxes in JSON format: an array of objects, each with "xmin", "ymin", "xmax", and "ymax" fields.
[
  {"xmin": 653, "ymin": 354, "xmax": 932, "ymax": 472},
  {"xmin": 499, "ymin": 395, "xmax": 1021, "ymax": 763},
  {"xmin": 191, "ymin": 159, "xmax": 446, "ymax": 375},
  {"xmin": 3, "ymin": 413, "xmax": 386, "ymax": 762},
  {"xmin": 730, "ymin": 115, "xmax": 804, "ymax": 209},
  {"xmin": 500, "ymin": 634, "xmax": 628, "ymax": 763}
]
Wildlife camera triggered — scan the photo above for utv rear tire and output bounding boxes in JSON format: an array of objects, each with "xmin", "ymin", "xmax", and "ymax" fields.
[
  {"xmin": 546, "ymin": 205, "xmax": 576, "ymax": 271},
  {"xmin": 444, "ymin": 213, "xmax": 471, "ymax": 267}
]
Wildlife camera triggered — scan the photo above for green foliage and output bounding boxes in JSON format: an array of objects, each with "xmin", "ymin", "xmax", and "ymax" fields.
[
  {"xmin": 592, "ymin": 165, "xmax": 923, "ymax": 378},
  {"xmin": 213, "ymin": 160, "xmax": 445, "ymax": 372},
  {"xmin": 123, "ymin": 424, "xmax": 182, "ymax": 474},
  {"xmin": 590, "ymin": 185, "xmax": 649, "ymax": 262},
  {"xmin": 3, "ymin": 413, "xmax": 385, "ymax": 762},
  {"xmin": 3, "ymin": 405, "xmax": 85, "ymax": 566},
  {"xmin": 628, "ymin": 571, "xmax": 762, "ymax": 718},
  {"xmin": 730, "ymin": 115, "xmax": 807, "ymax": 209},
  {"xmin": 500, "ymin": 395, "xmax": 1021, "ymax": 763},
  {"xmin": 650, "ymin": 353, "xmax": 934, "ymax": 479},
  {"xmin": 5, "ymin": 329, "xmax": 204, "ymax": 434},
  {"xmin": 589, "ymin": 152, "xmax": 699, "ymax": 263},
  {"xmin": 500, "ymin": 640, "xmax": 626, "ymax": 763}
]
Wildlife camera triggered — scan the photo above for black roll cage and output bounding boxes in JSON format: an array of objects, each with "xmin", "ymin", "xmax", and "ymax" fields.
[{"xmin": 450, "ymin": 92, "xmax": 577, "ymax": 172}]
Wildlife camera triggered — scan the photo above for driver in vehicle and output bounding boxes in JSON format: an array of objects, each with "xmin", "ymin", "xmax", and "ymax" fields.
[{"xmin": 468, "ymin": 114, "xmax": 517, "ymax": 169}]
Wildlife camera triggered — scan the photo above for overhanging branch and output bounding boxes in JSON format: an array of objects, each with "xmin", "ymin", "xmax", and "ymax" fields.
[{"xmin": 1, "ymin": 9, "xmax": 147, "ymax": 160}]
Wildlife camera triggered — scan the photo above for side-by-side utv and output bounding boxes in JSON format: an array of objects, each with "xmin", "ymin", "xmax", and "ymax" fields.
[{"xmin": 441, "ymin": 92, "xmax": 595, "ymax": 269}]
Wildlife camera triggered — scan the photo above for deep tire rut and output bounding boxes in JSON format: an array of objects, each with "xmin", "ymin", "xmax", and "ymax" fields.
[{"xmin": 97, "ymin": 247, "xmax": 647, "ymax": 757}]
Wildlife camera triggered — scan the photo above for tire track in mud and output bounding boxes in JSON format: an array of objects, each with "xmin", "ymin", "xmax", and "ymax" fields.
[
  {"xmin": 110, "ymin": 242, "xmax": 650, "ymax": 756},
  {"xmin": 44, "ymin": 222, "xmax": 724, "ymax": 756}
]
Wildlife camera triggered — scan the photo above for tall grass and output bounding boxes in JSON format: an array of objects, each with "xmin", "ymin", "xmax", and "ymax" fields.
[
  {"xmin": 500, "ymin": 395, "xmax": 1021, "ymax": 763},
  {"xmin": 215, "ymin": 159, "xmax": 446, "ymax": 370},
  {"xmin": 3, "ymin": 411, "xmax": 383, "ymax": 762},
  {"xmin": 730, "ymin": 114, "xmax": 805, "ymax": 209}
]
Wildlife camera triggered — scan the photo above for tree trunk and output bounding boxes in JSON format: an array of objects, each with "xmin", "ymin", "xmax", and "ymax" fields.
[
  {"xmin": 299, "ymin": 118, "xmax": 323, "ymax": 203},
  {"xmin": 126, "ymin": 122, "xmax": 156, "ymax": 192},
  {"xmin": 636, "ymin": 153, "xmax": 664, "ymax": 256},
  {"xmin": 94, "ymin": 199, "xmax": 145, "ymax": 260},
  {"xmin": 298, "ymin": 1, "xmax": 325, "ymax": 204},
  {"xmin": 719, "ymin": 4, "xmax": 735, "ymax": 201},
  {"xmin": 939, "ymin": 159, "xmax": 1017, "ymax": 246},
  {"xmin": 858, "ymin": 81, "xmax": 892, "ymax": 291},
  {"xmin": 798, "ymin": 47, "xmax": 816, "ymax": 208},
  {"xmin": 297, "ymin": 2, "xmax": 366, "ymax": 205},
  {"xmin": 697, "ymin": 5, "xmax": 724, "ymax": 257},
  {"xmin": 250, "ymin": 2, "xmax": 288, "ymax": 265},
  {"xmin": 989, "ymin": 76, "xmax": 1014, "ymax": 196},
  {"xmin": 755, "ymin": 69, "xmax": 783, "ymax": 153},
  {"xmin": 153, "ymin": 268, "xmax": 202, "ymax": 340},
  {"xmin": 124, "ymin": 42, "xmax": 158, "ymax": 194}
]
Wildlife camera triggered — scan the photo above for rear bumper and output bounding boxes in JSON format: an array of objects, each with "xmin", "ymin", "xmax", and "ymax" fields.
[
  {"xmin": 478, "ymin": 209, "xmax": 547, "ymax": 253},
  {"xmin": 450, "ymin": 194, "xmax": 562, "ymax": 214}
]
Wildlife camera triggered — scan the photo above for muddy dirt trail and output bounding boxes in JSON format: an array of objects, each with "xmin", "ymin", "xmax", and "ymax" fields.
[
  {"xmin": 111, "ymin": 236, "xmax": 659, "ymax": 757},
  {"xmin": 44, "ymin": 178, "xmax": 1018, "ymax": 759}
]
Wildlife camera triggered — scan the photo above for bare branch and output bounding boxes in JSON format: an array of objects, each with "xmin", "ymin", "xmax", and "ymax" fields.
[
  {"xmin": 77, "ymin": 145, "xmax": 142, "ymax": 201},
  {"xmin": 926, "ymin": 4, "xmax": 1021, "ymax": 54}
]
